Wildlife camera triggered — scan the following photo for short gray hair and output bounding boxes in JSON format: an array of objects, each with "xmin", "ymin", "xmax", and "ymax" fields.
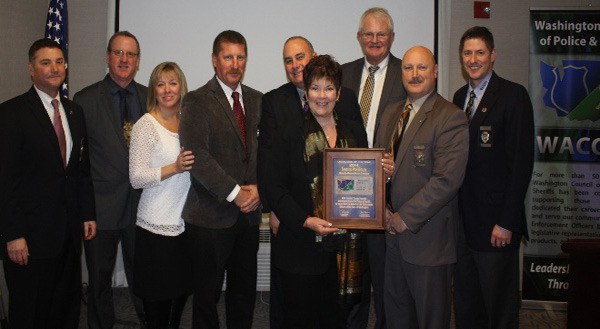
[{"xmin": 359, "ymin": 7, "xmax": 394, "ymax": 33}]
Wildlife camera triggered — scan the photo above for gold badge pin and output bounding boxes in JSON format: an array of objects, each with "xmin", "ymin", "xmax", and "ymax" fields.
[{"xmin": 481, "ymin": 107, "xmax": 488, "ymax": 113}]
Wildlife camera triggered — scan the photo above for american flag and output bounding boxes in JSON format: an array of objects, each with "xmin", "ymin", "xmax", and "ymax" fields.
[{"xmin": 45, "ymin": 0, "xmax": 69, "ymax": 97}]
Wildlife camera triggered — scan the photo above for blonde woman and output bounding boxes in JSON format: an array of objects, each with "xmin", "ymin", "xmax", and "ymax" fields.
[{"xmin": 129, "ymin": 62, "xmax": 194, "ymax": 328}]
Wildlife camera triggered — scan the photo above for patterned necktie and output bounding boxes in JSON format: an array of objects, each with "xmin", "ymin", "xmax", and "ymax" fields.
[
  {"xmin": 118, "ymin": 89, "xmax": 133, "ymax": 147},
  {"xmin": 359, "ymin": 65, "xmax": 379, "ymax": 126},
  {"xmin": 232, "ymin": 91, "xmax": 248, "ymax": 160},
  {"xmin": 391, "ymin": 103, "xmax": 413, "ymax": 162},
  {"xmin": 465, "ymin": 90, "xmax": 476, "ymax": 121},
  {"xmin": 51, "ymin": 99, "xmax": 67, "ymax": 168},
  {"xmin": 302, "ymin": 94, "xmax": 310, "ymax": 112}
]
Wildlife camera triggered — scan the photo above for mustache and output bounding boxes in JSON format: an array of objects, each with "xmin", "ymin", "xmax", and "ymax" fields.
[{"xmin": 408, "ymin": 76, "xmax": 423, "ymax": 84}]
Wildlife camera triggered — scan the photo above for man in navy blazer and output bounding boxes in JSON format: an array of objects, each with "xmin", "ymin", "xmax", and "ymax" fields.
[
  {"xmin": 180, "ymin": 30, "xmax": 262, "ymax": 329},
  {"xmin": 258, "ymin": 35, "xmax": 363, "ymax": 329},
  {"xmin": 341, "ymin": 7, "xmax": 406, "ymax": 328},
  {"xmin": 452, "ymin": 26, "xmax": 534, "ymax": 329},
  {"xmin": 73, "ymin": 31, "xmax": 147, "ymax": 328},
  {"xmin": 0, "ymin": 39, "xmax": 96, "ymax": 329}
]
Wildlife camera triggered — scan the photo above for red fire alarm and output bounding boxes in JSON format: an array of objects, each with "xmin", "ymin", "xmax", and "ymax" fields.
[{"xmin": 474, "ymin": 1, "xmax": 490, "ymax": 19}]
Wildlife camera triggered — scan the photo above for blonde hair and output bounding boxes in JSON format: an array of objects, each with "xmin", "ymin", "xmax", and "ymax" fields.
[{"xmin": 146, "ymin": 62, "xmax": 188, "ymax": 113}]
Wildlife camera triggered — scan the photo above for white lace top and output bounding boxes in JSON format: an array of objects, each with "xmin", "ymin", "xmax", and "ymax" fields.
[{"xmin": 129, "ymin": 113, "xmax": 190, "ymax": 236}]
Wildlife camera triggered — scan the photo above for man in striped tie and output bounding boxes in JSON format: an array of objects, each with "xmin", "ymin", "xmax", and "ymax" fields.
[
  {"xmin": 375, "ymin": 45, "xmax": 468, "ymax": 329},
  {"xmin": 341, "ymin": 7, "xmax": 407, "ymax": 328}
]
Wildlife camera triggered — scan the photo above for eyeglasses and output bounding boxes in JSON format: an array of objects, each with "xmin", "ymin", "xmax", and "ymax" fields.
[
  {"xmin": 360, "ymin": 32, "xmax": 391, "ymax": 41},
  {"xmin": 110, "ymin": 50, "xmax": 139, "ymax": 58}
]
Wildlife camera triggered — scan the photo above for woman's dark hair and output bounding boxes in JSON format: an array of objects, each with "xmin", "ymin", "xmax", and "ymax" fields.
[{"xmin": 303, "ymin": 55, "xmax": 342, "ymax": 91}]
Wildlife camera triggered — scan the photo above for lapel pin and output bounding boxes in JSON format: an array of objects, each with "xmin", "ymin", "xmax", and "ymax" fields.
[{"xmin": 481, "ymin": 107, "xmax": 488, "ymax": 113}]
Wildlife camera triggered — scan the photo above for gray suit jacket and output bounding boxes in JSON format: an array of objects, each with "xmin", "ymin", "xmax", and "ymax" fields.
[
  {"xmin": 73, "ymin": 77, "xmax": 148, "ymax": 230},
  {"xmin": 374, "ymin": 92, "xmax": 469, "ymax": 266},
  {"xmin": 180, "ymin": 76, "xmax": 262, "ymax": 229},
  {"xmin": 342, "ymin": 53, "xmax": 406, "ymax": 145}
]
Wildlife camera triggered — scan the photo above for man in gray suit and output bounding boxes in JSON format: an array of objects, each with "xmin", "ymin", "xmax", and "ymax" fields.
[
  {"xmin": 374, "ymin": 46, "xmax": 468, "ymax": 329},
  {"xmin": 73, "ymin": 31, "xmax": 147, "ymax": 329},
  {"xmin": 180, "ymin": 30, "xmax": 262, "ymax": 329},
  {"xmin": 341, "ymin": 7, "xmax": 406, "ymax": 328}
]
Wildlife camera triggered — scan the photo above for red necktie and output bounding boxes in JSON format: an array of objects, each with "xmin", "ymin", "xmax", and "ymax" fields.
[
  {"xmin": 51, "ymin": 99, "xmax": 67, "ymax": 168},
  {"xmin": 232, "ymin": 92, "xmax": 248, "ymax": 160}
]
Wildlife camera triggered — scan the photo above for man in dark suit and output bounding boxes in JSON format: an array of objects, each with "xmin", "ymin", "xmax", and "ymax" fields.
[
  {"xmin": 341, "ymin": 7, "xmax": 406, "ymax": 328},
  {"xmin": 258, "ymin": 36, "xmax": 363, "ymax": 329},
  {"xmin": 374, "ymin": 46, "xmax": 468, "ymax": 329},
  {"xmin": 0, "ymin": 38, "xmax": 96, "ymax": 329},
  {"xmin": 180, "ymin": 30, "xmax": 262, "ymax": 329},
  {"xmin": 453, "ymin": 26, "xmax": 534, "ymax": 329},
  {"xmin": 73, "ymin": 31, "xmax": 147, "ymax": 328}
]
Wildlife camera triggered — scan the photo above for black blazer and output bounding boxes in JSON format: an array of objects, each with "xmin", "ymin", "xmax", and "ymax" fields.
[
  {"xmin": 0, "ymin": 87, "xmax": 95, "ymax": 260},
  {"xmin": 342, "ymin": 54, "xmax": 406, "ymax": 145},
  {"xmin": 73, "ymin": 77, "xmax": 147, "ymax": 230},
  {"xmin": 453, "ymin": 72, "xmax": 534, "ymax": 252},
  {"xmin": 263, "ymin": 113, "xmax": 367, "ymax": 275},
  {"xmin": 257, "ymin": 82, "xmax": 363, "ymax": 211}
]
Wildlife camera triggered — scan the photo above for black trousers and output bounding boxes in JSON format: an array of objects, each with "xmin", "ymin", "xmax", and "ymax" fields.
[
  {"xmin": 346, "ymin": 231, "xmax": 386, "ymax": 329},
  {"xmin": 186, "ymin": 214, "xmax": 259, "ymax": 329},
  {"xmin": 142, "ymin": 294, "xmax": 188, "ymax": 329},
  {"xmin": 84, "ymin": 223, "xmax": 145, "ymax": 328},
  {"xmin": 454, "ymin": 243, "xmax": 520, "ymax": 329},
  {"xmin": 3, "ymin": 237, "xmax": 81, "ymax": 329},
  {"xmin": 278, "ymin": 259, "xmax": 343, "ymax": 329},
  {"xmin": 269, "ymin": 233, "xmax": 284, "ymax": 329}
]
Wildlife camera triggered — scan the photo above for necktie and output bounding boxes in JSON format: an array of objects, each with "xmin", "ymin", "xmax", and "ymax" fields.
[
  {"xmin": 359, "ymin": 65, "xmax": 379, "ymax": 126},
  {"xmin": 302, "ymin": 94, "xmax": 310, "ymax": 112},
  {"xmin": 391, "ymin": 103, "xmax": 413, "ymax": 162},
  {"xmin": 232, "ymin": 91, "xmax": 248, "ymax": 160},
  {"xmin": 118, "ymin": 89, "xmax": 133, "ymax": 147},
  {"xmin": 51, "ymin": 99, "xmax": 67, "ymax": 168},
  {"xmin": 465, "ymin": 90, "xmax": 476, "ymax": 121}
]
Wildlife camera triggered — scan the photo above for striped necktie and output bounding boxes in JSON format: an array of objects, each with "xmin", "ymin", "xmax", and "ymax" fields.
[
  {"xmin": 359, "ymin": 65, "xmax": 379, "ymax": 126},
  {"xmin": 465, "ymin": 90, "xmax": 476, "ymax": 121},
  {"xmin": 391, "ymin": 103, "xmax": 413, "ymax": 161}
]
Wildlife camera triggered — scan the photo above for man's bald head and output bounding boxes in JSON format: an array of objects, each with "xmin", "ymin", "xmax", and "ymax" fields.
[{"xmin": 401, "ymin": 46, "xmax": 438, "ymax": 101}]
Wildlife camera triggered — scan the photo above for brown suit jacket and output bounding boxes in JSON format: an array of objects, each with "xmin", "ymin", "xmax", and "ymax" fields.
[
  {"xmin": 374, "ymin": 92, "xmax": 469, "ymax": 266},
  {"xmin": 179, "ymin": 76, "xmax": 262, "ymax": 229}
]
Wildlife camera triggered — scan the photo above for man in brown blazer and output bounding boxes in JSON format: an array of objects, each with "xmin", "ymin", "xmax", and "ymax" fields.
[
  {"xmin": 179, "ymin": 30, "xmax": 262, "ymax": 329},
  {"xmin": 374, "ymin": 46, "xmax": 468, "ymax": 329}
]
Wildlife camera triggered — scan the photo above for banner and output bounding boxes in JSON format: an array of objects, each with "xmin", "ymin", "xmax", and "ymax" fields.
[{"xmin": 524, "ymin": 8, "xmax": 600, "ymax": 302}]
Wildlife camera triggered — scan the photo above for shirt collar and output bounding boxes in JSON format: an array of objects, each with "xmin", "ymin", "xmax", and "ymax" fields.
[
  {"xmin": 33, "ymin": 85, "xmax": 60, "ymax": 106},
  {"xmin": 468, "ymin": 70, "xmax": 493, "ymax": 99},
  {"xmin": 106, "ymin": 74, "xmax": 137, "ymax": 96},
  {"xmin": 406, "ymin": 91, "xmax": 434, "ymax": 113},
  {"xmin": 296, "ymin": 87, "xmax": 306, "ymax": 100},
  {"xmin": 216, "ymin": 76, "xmax": 242, "ymax": 98},
  {"xmin": 363, "ymin": 54, "xmax": 390, "ymax": 72}
]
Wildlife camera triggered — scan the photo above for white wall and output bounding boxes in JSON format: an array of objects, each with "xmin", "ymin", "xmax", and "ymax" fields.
[{"xmin": 119, "ymin": 0, "xmax": 435, "ymax": 93}]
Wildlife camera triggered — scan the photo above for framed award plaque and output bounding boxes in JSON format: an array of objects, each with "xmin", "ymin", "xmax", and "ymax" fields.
[{"xmin": 323, "ymin": 148, "xmax": 385, "ymax": 230}]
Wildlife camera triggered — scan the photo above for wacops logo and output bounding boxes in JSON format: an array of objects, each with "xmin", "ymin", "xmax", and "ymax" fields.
[
  {"xmin": 537, "ymin": 60, "xmax": 600, "ymax": 162},
  {"xmin": 337, "ymin": 179, "xmax": 354, "ymax": 191},
  {"xmin": 540, "ymin": 60, "xmax": 600, "ymax": 121}
]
